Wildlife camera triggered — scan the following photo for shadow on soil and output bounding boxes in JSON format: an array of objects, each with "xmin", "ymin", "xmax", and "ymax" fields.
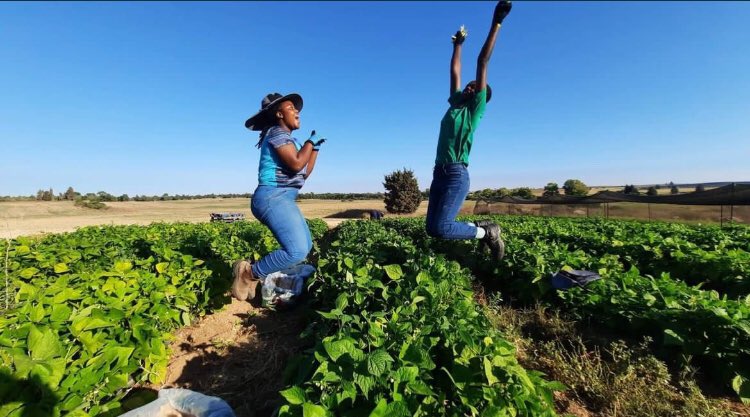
[{"xmin": 166, "ymin": 304, "xmax": 313, "ymax": 417}]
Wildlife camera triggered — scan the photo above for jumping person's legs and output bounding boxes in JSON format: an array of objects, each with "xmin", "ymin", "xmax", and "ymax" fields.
[
  {"xmin": 426, "ymin": 163, "xmax": 477, "ymax": 239},
  {"xmin": 250, "ymin": 186, "xmax": 313, "ymax": 279},
  {"xmin": 425, "ymin": 163, "xmax": 506, "ymax": 260}
]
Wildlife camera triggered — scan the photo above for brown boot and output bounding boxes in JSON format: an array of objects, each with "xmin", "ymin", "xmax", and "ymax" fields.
[{"xmin": 232, "ymin": 260, "xmax": 258, "ymax": 301}]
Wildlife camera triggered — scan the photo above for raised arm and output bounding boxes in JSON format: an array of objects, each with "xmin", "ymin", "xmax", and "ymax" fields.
[
  {"xmin": 476, "ymin": 1, "xmax": 512, "ymax": 92},
  {"xmin": 450, "ymin": 26, "xmax": 467, "ymax": 94}
]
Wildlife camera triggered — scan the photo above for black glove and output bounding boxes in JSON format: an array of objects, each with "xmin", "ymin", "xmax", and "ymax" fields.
[
  {"xmin": 494, "ymin": 0, "xmax": 512, "ymax": 25},
  {"xmin": 305, "ymin": 130, "xmax": 326, "ymax": 151},
  {"xmin": 451, "ymin": 25, "xmax": 468, "ymax": 45}
]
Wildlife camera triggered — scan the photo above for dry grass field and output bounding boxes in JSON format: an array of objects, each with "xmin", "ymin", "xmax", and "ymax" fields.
[
  {"xmin": 0, "ymin": 198, "xmax": 475, "ymax": 238},
  {"xmin": 2, "ymin": 196, "xmax": 744, "ymax": 239}
]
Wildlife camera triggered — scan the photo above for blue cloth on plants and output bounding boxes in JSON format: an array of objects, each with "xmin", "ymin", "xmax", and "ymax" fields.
[{"xmin": 550, "ymin": 269, "xmax": 601, "ymax": 290}]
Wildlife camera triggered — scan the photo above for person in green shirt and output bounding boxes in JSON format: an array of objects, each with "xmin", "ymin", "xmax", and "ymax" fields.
[{"xmin": 425, "ymin": 0, "xmax": 511, "ymax": 261}]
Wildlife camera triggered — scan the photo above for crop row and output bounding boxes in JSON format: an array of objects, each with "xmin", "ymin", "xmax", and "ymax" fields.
[
  {"xmin": 277, "ymin": 220, "xmax": 561, "ymax": 417},
  {"xmin": 377, "ymin": 216, "xmax": 750, "ymax": 402},
  {"xmin": 494, "ymin": 216, "xmax": 750, "ymax": 297},
  {"xmin": 0, "ymin": 220, "xmax": 327, "ymax": 416}
]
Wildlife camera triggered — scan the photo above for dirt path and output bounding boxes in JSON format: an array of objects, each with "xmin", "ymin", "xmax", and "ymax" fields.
[{"xmin": 155, "ymin": 298, "xmax": 310, "ymax": 417}]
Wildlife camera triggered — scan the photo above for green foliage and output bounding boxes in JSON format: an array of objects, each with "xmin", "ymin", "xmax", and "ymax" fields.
[
  {"xmin": 0, "ymin": 219, "xmax": 328, "ymax": 416},
  {"xmin": 74, "ymin": 197, "xmax": 107, "ymax": 210},
  {"xmin": 622, "ymin": 184, "xmax": 640, "ymax": 195},
  {"xmin": 279, "ymin": 220, "xmax": 559, "ymax": 416},
  {"xmin": 375, "ymin": 216, "xmax": 750, "ymax": 401},
  {"xmin": 647, "ymin": 186, "xmax": 658, "ymax": 196},
  {"xmin": 511, "ymin": 187, "xmax": 534, "ymax": 199},
  {"xmin": 469, "ymin": 188, "xmax": 509, "ymax": 201},
  {"xmin": 671, "ymin": 185, "xmax": 680, "ymax": 194},
  {"xmin": 383, "ymin": 169, "xmax": 422, "ymax": 214},
  {"xmin": 562, "ymin": 179, "xmax": 589, "ymax": 196},
  {"xmin": 696, "ymin": 184, "xmax": 706, "ymax": 192},
  {"xmin": 542, "ymin": 183, "xmax": 560, "ymax": 197}
]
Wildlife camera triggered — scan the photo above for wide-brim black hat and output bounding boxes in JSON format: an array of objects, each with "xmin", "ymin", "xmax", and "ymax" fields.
[{"xmin": 244, "ymin": 92, "xmax": 303, "ymax": 131}]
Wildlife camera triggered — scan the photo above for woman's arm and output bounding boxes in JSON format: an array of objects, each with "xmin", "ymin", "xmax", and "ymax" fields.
[
  {"xmin": 476, "ymin": 1, "xmax": 512, "ymax": 92},
  {"xmin": 450, "ymin": 26, "xmax": 466, "ymax": 94},
  {"xmin": 304, "ymin": 150, "xmax": 319, "ymax": 179},
  {"xmin": 275, "ymin": 141, "xmax": 315, "ymax": 173}
]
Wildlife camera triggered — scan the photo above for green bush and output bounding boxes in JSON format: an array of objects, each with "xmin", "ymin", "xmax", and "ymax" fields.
[{"xmin": 383, "ymin": 169, "xmax": 422, "ymax": 214}]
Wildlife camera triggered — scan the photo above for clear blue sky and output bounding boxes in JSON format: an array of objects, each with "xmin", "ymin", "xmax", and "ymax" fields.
[{"xmin": 1, "ymin": 1, "xmax": 749, "ymax": 196}]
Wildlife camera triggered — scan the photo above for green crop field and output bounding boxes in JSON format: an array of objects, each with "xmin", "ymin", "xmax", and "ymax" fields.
[{"xmin": 1, "ymin": 216, "xmax": 749, "ymax": 416}]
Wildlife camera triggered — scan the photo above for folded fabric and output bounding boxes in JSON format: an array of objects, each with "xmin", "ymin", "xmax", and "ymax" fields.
[
  {"xmin": 550, "ymin": 269, "xmax": 601, "ymax": 290},
  {"xmin": 119, "ymin": 388, "xmax": 235, "ymax": 417},
  {"xmin": 264, "ymin": 264, "xmax": 316, "ymax": 298}
]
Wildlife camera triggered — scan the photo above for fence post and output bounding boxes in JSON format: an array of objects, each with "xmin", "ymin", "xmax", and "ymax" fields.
[{"xmin": 720, "ymin": 205, "xmax": 724, "ymax": 228}]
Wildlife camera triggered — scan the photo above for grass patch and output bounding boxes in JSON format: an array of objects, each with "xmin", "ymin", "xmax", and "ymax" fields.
[
  {"xmin": 74, "ymin": 198, "xmax": 108, "ymax": 209},
  {"xmin": 485, "ymin": 298, "xmax": 738, "ymax": 417}
]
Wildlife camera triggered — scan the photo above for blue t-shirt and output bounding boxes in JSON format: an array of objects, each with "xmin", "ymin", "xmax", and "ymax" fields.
[{"xmin": 258, "ymin": 126, "xmax": 307, "ymax": 188}]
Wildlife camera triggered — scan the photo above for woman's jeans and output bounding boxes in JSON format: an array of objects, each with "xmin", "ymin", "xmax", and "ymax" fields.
[
  {"xmin": 426, "ymin": 163, "xmax": 477, "ymax": 239},
  {"xmin": 250, "ymin": 186, "xmax": 312, "ymax": 279}
]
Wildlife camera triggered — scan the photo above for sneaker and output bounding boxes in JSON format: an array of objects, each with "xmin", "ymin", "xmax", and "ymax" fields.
[
  {"xmin": 231, "ymin": 260, "xmax": 259, "ymax": 301},
  {"xmin": 478, "ymin": 222, "xmax": 505, "ymax": 261},
  {"xmin": 474, "ymin": 219, "xmax": 494, "ymax": 252}
]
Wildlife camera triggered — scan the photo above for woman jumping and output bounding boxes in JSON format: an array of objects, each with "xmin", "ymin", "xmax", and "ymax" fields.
[
  {"xmin": 232, "ymin": 92, "xmax": 326, "ymax": 302},
  {"xmin": 426, "ymin": 0, "xmax": 512, "ymax": 261}
]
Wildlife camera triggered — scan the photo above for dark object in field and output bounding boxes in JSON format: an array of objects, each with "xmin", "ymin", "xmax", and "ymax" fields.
[
  {"xmin": 210, "ymin": 212, "xmax": 245, "ymax": 223},
  {"xmin": 551, "ymin": 269, "xmax": 601, "ymax": 290},
  {"xmin": 369, "ymin": 210, "xmax": 385, "ymax": 220}
]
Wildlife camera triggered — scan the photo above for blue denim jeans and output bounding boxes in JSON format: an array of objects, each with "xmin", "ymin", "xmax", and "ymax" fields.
[
  {"xmin": 250, "ymin": 186, "xmax": 313, "ymax": 279},
  {"xmin": 426, "ymin": 163, "xmax": 477, "ymax": 239}
]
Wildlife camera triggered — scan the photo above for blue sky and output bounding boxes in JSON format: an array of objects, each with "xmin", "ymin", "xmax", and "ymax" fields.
[{"xmin": 1, "ymin": 1, "xmax": 749, "ymax": 196}]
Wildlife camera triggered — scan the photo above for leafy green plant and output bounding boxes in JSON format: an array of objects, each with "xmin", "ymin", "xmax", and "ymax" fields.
[
  {"xmin": 277, "ymin": 221, "xmax": 561, "ymax": 416},
  {"xmin": 0, "ymin": 219, "xmax": 328, "ymax": 416}
]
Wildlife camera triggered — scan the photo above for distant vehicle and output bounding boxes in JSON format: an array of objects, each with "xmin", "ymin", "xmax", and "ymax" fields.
[{"xmin": 210, "ymin": 212, "xmax": 245, "ymax": 223}]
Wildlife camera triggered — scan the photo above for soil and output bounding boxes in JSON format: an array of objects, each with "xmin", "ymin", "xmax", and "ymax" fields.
[{"xmin": 152, "ymin": 297, "xmax": 311, "ymax": 417}]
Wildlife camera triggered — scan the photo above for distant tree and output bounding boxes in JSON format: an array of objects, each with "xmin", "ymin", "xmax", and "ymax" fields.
[
  {"xmin": 478, "ymin": 188, "xmax": 495, "ymax": 200},
  {"xmin": 670, "ymin": 185, "xmax": 679, "ymax": 194},
  {"xmin": 654, "ymin": 184, "xmax": 662, "ymax": 190},
  {"xmin": 695, "ymin": 184, "xmax": 705, "ymax": 192},
  {"xmin": 511, "ymin": 187, "xmax": 534, "ymax": 199},
  {"xmin": 646, "ymin": 186, "xmax": 658, "ymax": 196},
  {"xmin": 39, "ymin": 188, "xmax": 53, "ymax": 201},
  {"xmin": 64, "ymin": 187, "xmax": 77, "ymax": 200},
  {"xmin": 97, "ymin": 191, "xmax": 115, "ymax": 202},
  {"xmin": 383, "ymin": 169, "xmax": 422, "ymax": 214},
  {"xmin": 563, "ymin": 179, "xmax": 589, "ymax": 196},
  {"xmin": 542, "ymin": 182, "xmax": 560, "ymax": 197},
  {"xmin": 118, "ymin": 194, "xmax": 130, "ymax": 202},
  {"xmin": 623, "ymin": 184, "xmax": 640, "ymax": 195}
]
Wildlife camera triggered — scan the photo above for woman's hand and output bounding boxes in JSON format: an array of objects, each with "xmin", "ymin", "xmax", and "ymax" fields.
[
  {"xmin": 493, "ymin": 0, "xmax": 512, "ymax": 25},
  {"xmin": 305, "ymin": 130, "xmax": 326, "ymax": 151},
  {"xmin": 451, "ymin": 25, "xmax": 468, "ymax": 45}
]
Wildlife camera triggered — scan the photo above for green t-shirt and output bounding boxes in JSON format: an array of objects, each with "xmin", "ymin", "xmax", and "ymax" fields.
[{"xmin": 434, "ymin": 89, "xmax": 487, "ymax": 166}]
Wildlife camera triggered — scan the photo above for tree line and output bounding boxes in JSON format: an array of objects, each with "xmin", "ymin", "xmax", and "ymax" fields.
[
  {"xmin": 0, "ymin": 187, "xmax": 395, "ymax": 202},
  {"xmin": 0, "ymin": 181, "xmax": 705, "ymax": 207}
]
